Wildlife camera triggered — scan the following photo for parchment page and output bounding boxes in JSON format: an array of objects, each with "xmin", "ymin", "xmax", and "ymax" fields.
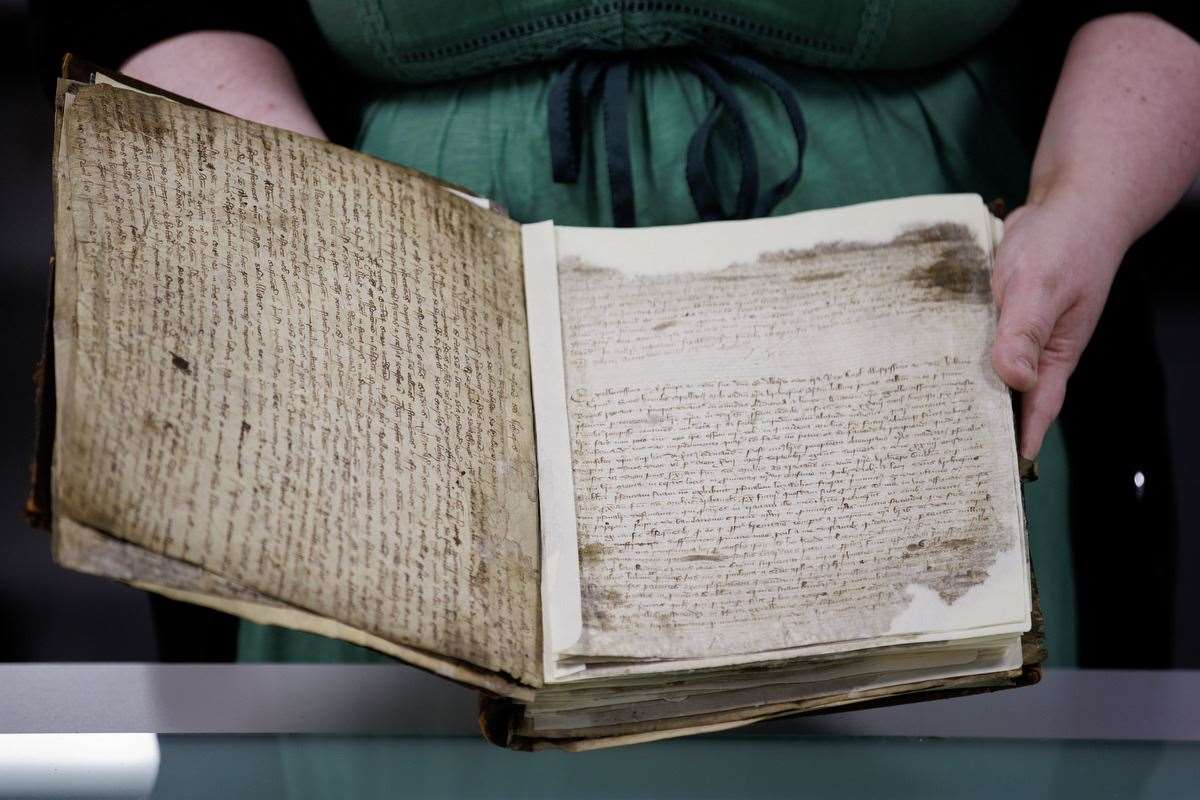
[
  {"xmin": 52, "ymin": 84, "xmax": 541, "ymax": 685},
  {"xmin": 554, "ymin": 196, "xmax": 1028, "ymax": 659},
  {"xmin": 51, "ymin": 517, "xmax": 535, "ymax": 699},
  {"xmin": 521, "ymin": 221, "xmax": 585, "ymax": 682}
]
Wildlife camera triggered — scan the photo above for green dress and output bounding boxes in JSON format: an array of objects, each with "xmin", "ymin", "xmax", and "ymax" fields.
[{"xmin": 239, "ymin": 0, "xmax": 1076, "ymax": 668}]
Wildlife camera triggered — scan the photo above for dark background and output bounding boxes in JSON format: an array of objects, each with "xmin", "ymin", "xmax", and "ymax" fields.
[{"xmin": 1, "ymin": 0, "xmax": 1198, "ymax": 666}]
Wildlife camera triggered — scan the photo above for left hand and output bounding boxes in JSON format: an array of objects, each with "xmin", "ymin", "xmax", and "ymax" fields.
[
  {"xmin": 987, "ymin": 13, "xmax": 1200, "ymax": 459},
  {"xmin": 990, "ymin": 190, "xmax": 1127, "ymax": 458}
]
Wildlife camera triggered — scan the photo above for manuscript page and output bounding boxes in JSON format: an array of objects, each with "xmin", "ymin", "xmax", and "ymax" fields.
[
  {"xmin": 52, "ymin": 516, "xmax": 535, "ymax": 699},
  {"xmin": 52, "ymin": 84, "xmax": 541, "ymax": 686},
  {"xmin": 546, "ymin": 196, "xmax": 1028, "ymax": 659}
]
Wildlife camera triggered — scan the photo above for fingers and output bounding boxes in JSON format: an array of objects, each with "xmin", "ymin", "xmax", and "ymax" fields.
[
  {"xmin": 989, "ymin": 222, "xmax": 1076, "ymax": 457},
  {"xmin": 989, "ymin": 199, "xmax": 1126, "ymax": 458},
  {"xmin": 991, "ymin": 266, "xmax": 1062, "ymax": 393},
  {"xmin": 1017, "ymin": 355, "xmax": 1073, "ymax": 459}
]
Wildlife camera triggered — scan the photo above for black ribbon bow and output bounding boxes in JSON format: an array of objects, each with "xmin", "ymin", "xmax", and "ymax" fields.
[{"xmin": 548, "ymin": 51, "xmax": 807, "ymax": 227}]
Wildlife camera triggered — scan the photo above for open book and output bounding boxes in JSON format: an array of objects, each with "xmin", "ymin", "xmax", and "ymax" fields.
[{"xmin": 30, "ymin": 63, "xmax": 1043, "ymax": 751}]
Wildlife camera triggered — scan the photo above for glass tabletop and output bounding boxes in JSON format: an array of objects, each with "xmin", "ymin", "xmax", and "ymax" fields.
[
  {"xmin": 2, "ymin": 666, "xmax": 1197, "ymax": 798},
  {"xmin": 151, "ymin": 734, "xmax": 1198, "ymax": 800}
]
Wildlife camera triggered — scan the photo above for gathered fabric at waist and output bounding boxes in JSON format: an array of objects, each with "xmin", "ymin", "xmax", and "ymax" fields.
[{"xmin": 354, "ymin": 50, "xmax": 1031, "ymax": 228}]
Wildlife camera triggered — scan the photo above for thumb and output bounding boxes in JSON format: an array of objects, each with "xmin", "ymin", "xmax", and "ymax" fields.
[{"xmin": 991, "ymin": 269, "xmax": 1062, "ymax": 393}]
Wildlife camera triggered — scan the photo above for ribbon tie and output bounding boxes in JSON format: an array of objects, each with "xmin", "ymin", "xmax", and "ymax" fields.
[{"xmin": 548, "ymin": 51, "xmax": 807, "ymax": 227}]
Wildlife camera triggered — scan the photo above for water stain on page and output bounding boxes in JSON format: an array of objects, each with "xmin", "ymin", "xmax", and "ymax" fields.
[
  {"xmin": 759, "ymin": 222, "xmax": 991, "ymax": 304},
  {"xmin": 904, "ymin": 243, "xmax": 990, "ymax": 303},
  {"xmin": 564, "ymin": 223, "xmax": 991, "ymax": 308},
  {"xmin": 578, "ymin": 542, "xmax": 608, "ymax": 564},
  {"xmin": 561, "ymin": 221, "xmax": 1008, "ymax": 645}
]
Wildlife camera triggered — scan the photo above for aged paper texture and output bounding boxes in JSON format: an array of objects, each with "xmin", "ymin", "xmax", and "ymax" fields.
[
  {"xmin": 553, "ymin": 197, "xmax": 1027, "ymax": 659},
  {"xmin": 52, "ymin": 84, "xmax": 541, "ymax": 685}
]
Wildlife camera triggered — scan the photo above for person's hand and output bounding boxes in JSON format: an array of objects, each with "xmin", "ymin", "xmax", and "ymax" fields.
[
  {"xmin": 122, "ymin": 32, "xmax": 327, "ymax": 140},
  {"xmin": 990, "ymin": 192, "xmax": 1126, "ymax": 458},
  {"xmin": 987, "ymin": 13, "xmax": 1200, "ymax": 458}
]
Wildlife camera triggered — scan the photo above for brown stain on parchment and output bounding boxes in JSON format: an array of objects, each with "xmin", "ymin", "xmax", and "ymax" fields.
[
  {"xmin": 579, "ymin": 542, "xmax": 608, "ymax": 564},
  {"xmin": 933, "ymin": 566, "xmax": 991, "ymax": 601},
  {"xmin": 893, "ymin": 221, "xmax": 975, "ymax": 244},
  {"xmin": 565, "ymin": 219, "xmax": 1007, "ymax": 638},
  {"xmin": 573, "ymin": 222, "xmax": 992, "ymax": 308},
  {"xmin": 898, "ymin": 535, "xmax": 996, "ymax": 603},
  {"xmin": 757, "ymin": 222, "xmax": 991, "ymax": 305},
  {"xmin": 580, "ymin": 582, "xmax": 626, "ymax": 631},
  {"xmin": 756, "ymin": 223, "xmax": 991, "ymax": 304},
  {"xmin": 904, "ymin": 242, "xmax": 990, "ymax": 303}
]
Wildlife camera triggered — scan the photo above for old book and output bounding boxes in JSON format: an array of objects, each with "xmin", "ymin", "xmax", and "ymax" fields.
[{"xmin": 31, "ymin": 64, "xmax": 1043, "ymax": 751}]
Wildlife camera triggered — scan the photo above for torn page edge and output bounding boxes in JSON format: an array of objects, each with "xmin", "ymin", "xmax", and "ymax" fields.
[
  {"xmin": 443, "ymin": 188, "xmax": 491, "ymax": 210},
  {"xmin": 520, "ymin": 220, "xmax": 584, "ymax": 683}
]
